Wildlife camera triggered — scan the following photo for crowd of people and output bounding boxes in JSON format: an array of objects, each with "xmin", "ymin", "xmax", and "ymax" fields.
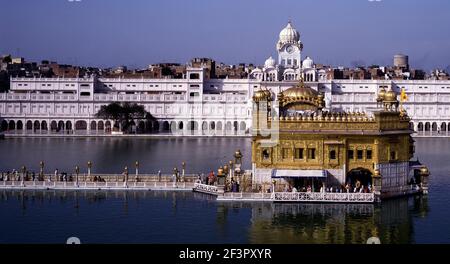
[
  {"xmin": 282, "ymin": 180, "xmax": 373, "ymax": 194},
  {"xmin": 195, "ymin": 171, "xmax": 240, "ymax": 192},
  {"xmin": 0, "ymin": 168, "xmax": 74, "ymax": 182}
]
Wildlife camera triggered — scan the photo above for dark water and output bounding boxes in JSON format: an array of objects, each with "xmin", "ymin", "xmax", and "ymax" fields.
[{"xmin": 0, "ymin": 137, "xmax": 449, "ymax": 244}]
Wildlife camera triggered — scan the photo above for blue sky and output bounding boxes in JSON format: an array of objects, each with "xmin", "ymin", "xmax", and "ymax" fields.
[{"xmin": 1, "ymin": 0, "xmax": 450, "ymax": 70}]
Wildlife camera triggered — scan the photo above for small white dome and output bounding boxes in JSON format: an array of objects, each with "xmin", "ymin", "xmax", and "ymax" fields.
[
  {"xmin": 302, "ymin": 56, "xmax": 314, "ymax": 69},
  {"xmin": 279, "ymin": 21, "xmax": 300, "ymax": 44},
  {"xmin": 264, "ymin": 56, "xmax": 276, "ymax": 68}
]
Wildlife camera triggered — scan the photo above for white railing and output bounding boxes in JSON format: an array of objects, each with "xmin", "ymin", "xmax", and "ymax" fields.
[
  {"xmin": 221, "ymin": 192, "xmax": 273, "ymax": 200},
  {"xmin": 193, "ymin": 183, "xmax": 219, "ymax": 195},
  {"xmin": 273, "ymin": 192, "xmax": 375, "ymax": 203},
  {"xmin": 0, "ymin": 180, "xmax": 195, "ymax": 190}
]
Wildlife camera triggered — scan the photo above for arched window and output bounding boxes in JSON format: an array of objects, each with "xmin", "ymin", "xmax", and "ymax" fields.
[
  {"xmin": 262, "ymin": 149, "xmax": 270, "ymax": 160},
  {"xmin": 418, "ymin": 122, "xmax": 424, "ymax": 131},
  {"xmin": 329, "ymin": 150, "xmax": 336, "ymax": 160}
]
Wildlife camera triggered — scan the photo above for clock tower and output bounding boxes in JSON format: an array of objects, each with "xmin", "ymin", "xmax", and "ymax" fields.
[{"xmin": 277, "ymin": 21, "xmax": 303, "ymax": 69}]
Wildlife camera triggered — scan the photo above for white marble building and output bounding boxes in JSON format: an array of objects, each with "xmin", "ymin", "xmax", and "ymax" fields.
[{"xmin": 1, "ymin": 21, "xmax": 450, "ymax": 136}]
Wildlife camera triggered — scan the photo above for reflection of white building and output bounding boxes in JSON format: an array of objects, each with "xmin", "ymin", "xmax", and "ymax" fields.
[{"xmin": 1, "ymin": 21, "xmax": 450, "ymax": 136}]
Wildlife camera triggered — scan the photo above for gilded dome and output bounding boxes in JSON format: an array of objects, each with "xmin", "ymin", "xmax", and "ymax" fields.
[
  {"xmin": 279, "ymin": 81, "xmax": 323, "ymax": 111},
  {"xmin": 282, "ymin": 82, "xmax": 319, "ymax": 100},
  {"xmin": 377, "ymin": 87, "xmax": 386, "ymax": 100},
  {"xmin": 420, "ymin": 166, "xmax": 429, "ymax": 175},
  {"xmin": 384, "ymin": 90, "xmax": 397, "ymax": 102},
  {"xmin": 253, "ymin": 89, "xmax": 273, "ymax": 102}
]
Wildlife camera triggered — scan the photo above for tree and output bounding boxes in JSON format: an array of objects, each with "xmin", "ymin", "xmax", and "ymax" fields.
[{"xmin": 95, "ymin": 102, "xmax": 155, "ymax": 133}]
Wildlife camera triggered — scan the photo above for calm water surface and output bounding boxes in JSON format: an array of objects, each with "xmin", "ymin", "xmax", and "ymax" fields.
[{"xmin": 0, "ymin": 137, "xmax": 449, "ymax": 244}]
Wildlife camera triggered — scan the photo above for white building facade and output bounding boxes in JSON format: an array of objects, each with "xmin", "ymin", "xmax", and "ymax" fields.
[{"xmin": 1, "ymin": 22, "xmax": 450, "ymax": 136}]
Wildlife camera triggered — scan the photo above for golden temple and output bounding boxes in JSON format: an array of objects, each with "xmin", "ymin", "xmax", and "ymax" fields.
[{"xmin": 251, "ymin": 80, "xmax": 429, "ymax": 200}]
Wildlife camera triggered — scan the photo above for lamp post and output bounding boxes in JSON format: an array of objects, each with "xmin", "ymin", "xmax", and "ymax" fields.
[
  {"xmin": 124, "ymin": 166, "xmax": 128, "ymax": 187},
  {"xmin": 135, "ymin": 161, "xmax": 139, "ymax": 182},
  {"xmin": 234, "ymin": 149, "xmax": 243, "ymax": 182},
  {"xmin": 21, "ymin": 166, "xmax": 26, "ymax": 186},
  {"xmin": 272, "ymin": 179, "xmax": 276, "ymax": 193},
  {"xmin": 181, "ymin": 161, "xmax": 186, "ymax": 182},
  {"xmin": 173, "ymin": 167, "xmax": 179, "ymax": 187},
  {"xmin": 372, "ymin": 169, "xmax": 382, "ymax": 200},
  {"xmin": 39, "ymin": 161, "xmax": 44, "ymax": 181},
  {"xmin": 75, "ymin": 165, "xmax": 80, "ymax": 187},
  {"xmin": 229, "ymin": 160, "xmax": 234, "ymax": 179},
  {"xmin": 223, "ymin": 164, "xmax": 229, "ymax": 191},
  {"xmin": 218, "ymin": 166, "xmax": 224, "ymax": 185},
  {"xmin": 419, "ymin": 166, "xmax": 430, "ymax": 194},
  {"xmin": 87, "ymin": 161, "xmax": 92, "ymax": 182}
]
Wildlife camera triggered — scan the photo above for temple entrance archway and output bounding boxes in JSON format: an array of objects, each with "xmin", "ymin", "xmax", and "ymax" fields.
[{"xmin": 346, "ymin": 168, "xmax": 373, "ymax": 190}]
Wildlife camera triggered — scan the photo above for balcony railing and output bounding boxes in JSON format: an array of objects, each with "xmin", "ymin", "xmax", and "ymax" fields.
[{"xmin": 273, "ymin": 192, "xmax": 375, "ymax": 203}]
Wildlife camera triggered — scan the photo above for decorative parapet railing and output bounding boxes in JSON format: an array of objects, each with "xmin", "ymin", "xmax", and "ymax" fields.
[
  {"xmin": 193, "ymin": 183, "xmax": 219, "ymax": 195},
  {"xmin": 220, "ymin": 192, "xmax": 273, "ymax": 200},
  {"xmin": 273, "ymin": 192, "xmax": 375, "ymax": 203},
  {"xmin": 0, "ymin": 180, "xmax": 194, "ymax": 189}
]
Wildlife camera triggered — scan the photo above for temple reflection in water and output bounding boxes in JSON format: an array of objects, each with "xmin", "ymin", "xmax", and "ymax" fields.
[{"xmin": 217, "ymin": 195, "xmax": 429, "ymax": 244}]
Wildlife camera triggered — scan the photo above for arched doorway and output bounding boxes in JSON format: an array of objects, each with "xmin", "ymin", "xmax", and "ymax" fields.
[
  {"xmin": 16, "ymin": 120, "xmax": 23, "ymax": 130},
  {"xmin": 26, "ymin": 120, "xmax": 32, "ymax": 130},
  {"xmin": 432, "ymin": 122, "xmax": 437, "ymax": 132},
  {"xmin": 1, "ymin": 120, "xmax": 7, "ymax": 131},
  {"xmin": 202, "ymin": 121, "xmax": 208, "ymax": 133},
  {"xmin": 75, "ymin": 120, "xmax": 87, "ymax": 130},
  {"xmin": 33, "ymin": 120, "xmax": 40, "ymax": 130},
  {"xmin": 346, "ymin": 168, "xmax": 373, "ymax": 190},
  {"xmin": 425, "ymin": 122, "xmax": 430, "ymax": 131},
  {"xmin": 170, "ymin": 121, "xmax": 177, "ymax": 133},
  {"xmin": 216, "ymin": 121, "xmax": 223, "ymax": 131},
  {"xmin": 50, "ymin": 121, "xmax": 57, "ymax": 131},
  {"xmin": 66, "ymin": 121, "xmax": 72, "ymax": 130},
  {"xmin": 41, "ymin": 121, "xmax": 48, "ymax": 130},
  {"xmin": 162, "ymin": 121, "xmax": 170, "ymax": 132},
  {"xmin": 188, "ymin": 121, "xmax": 198, "ymax": 131},
  {"xmin": 418, "ymin": 122, "xmax": 424, "ymax": 132},
  {"xmin": 153, "ymin": 121, "xmax": 160, "ymax": 132},
  {"xmin": 9, "ymin": 120, "xmax": 16, "ymax": 130},
  {"xmin": 178, "ymin": 121, "xmax": 184, "ymax": 130},
  {"xmin": 98, "ymin": 121, "xmax": 104, "ymax": 131},
  {"xmin": 225, "ymin": 121, "xmax": 232, "ymax": 131},
  {"xmin": 233, "ymin": 121, "xmax": 238, "ymax": 132},
  {"xmin": 105, "ymin": 121, "xmax": 111, "ymax": 132},
  {"xmin": 209, "ymin": 121, "xmax": 215, "ymax": 130},
  {"xmin": 441, "ymin": 122, "xmax": 447, "ymax": 132},
  {"xmin": 240, "ymin": 121, "xmax": 246, "ymax": 132},
  {"xmin": 90, "ymin": 121, "xmax": 97, "ymax": 131},
  {"xmin": 58, "ymin": 121, "xmax": 65, "ymax": 131}
]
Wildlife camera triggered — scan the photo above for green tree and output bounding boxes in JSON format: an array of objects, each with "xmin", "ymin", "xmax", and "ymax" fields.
[{"xmin": 95, "ymin": 102, "xmax": 155, "ymax": 133}]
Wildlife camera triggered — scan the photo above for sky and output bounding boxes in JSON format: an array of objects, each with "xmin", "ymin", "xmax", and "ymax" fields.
[{"xmin": 1, "ymin": 0, "xmax": 450, "ymax": 71}]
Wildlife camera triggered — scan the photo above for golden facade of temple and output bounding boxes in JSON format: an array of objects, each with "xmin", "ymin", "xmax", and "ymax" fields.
[{"xmin": 251, "ymin": 81, "xmax": 428, "ymax": 198}]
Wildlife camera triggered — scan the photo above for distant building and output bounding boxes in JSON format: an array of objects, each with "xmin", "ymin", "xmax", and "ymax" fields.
[{"xmin": 11, "ymin": 57, "xmax": 25, "ymax": 64}]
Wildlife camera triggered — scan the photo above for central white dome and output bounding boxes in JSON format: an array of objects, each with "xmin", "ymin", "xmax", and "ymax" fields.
[{"xmin": 279, "ymin": 22, "xmax": 300, "ymax": 44}]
